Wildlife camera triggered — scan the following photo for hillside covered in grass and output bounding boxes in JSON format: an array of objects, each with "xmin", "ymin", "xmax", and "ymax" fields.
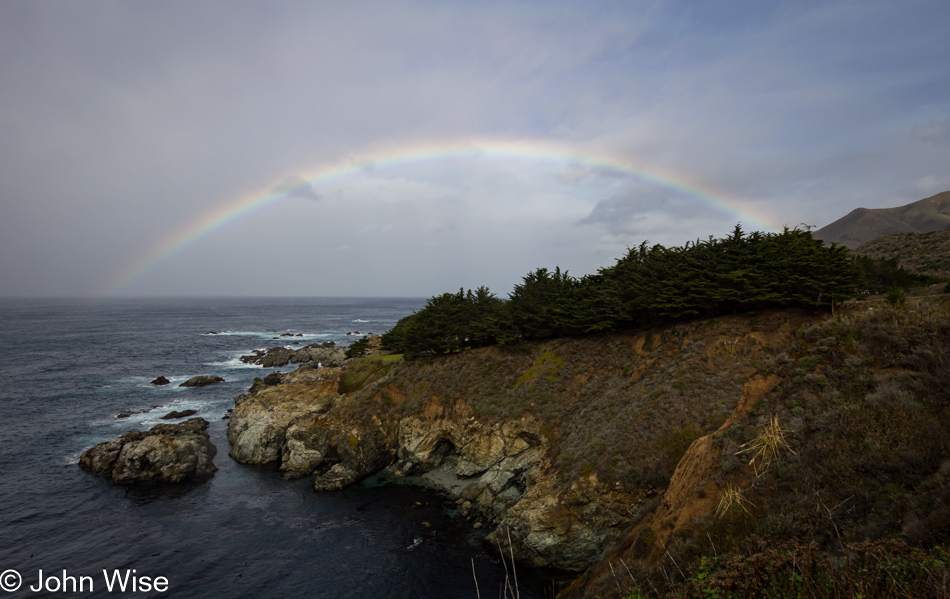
[
  {"xmin": 313, "ymin": 293, "xmax": 950, "ymax": 598},
  {"xmin": 854, "ymin": 228, "xmax": 950, "ymax": 281},
  {"xmin": 559, "ymin": 297, "xmax": 950, "ymax": 598}
]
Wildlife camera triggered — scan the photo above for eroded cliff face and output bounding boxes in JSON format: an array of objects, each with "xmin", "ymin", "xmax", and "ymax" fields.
[
  {"xmin": 393, "ymin": 404, "xmax": 642, "ymax": 570},
  {"xmin": 226, "ymin": 309, "xmax": 816, "ymax": 573}
]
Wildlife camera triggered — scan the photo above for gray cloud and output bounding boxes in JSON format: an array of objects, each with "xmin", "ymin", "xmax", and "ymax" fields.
[
  {"xmin": 1, "ymin": 1, "xmax": 948, "ymax": 297},
  {"xmin": 578, "ymin": 194, "xmax": 668, "ymax": 229},
  {"xmin": 914, "ymin": 119, "xmax": 950, "ymax": 145},
  {"xmin": 272, "ymin": 176, "xmax": 319, "ymax": 201}
]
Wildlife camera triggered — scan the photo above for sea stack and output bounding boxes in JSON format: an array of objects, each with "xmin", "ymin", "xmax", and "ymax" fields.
[{"xmin": 79, "ymin": 418, "xmax": 217, "ymax": 484}]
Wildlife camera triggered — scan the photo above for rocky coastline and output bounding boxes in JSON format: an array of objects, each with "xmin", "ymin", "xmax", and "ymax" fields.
[
  {"xmin": 78, "ymin": 309, "xmax": 822, "ymax": 581},
  {"xmin": 225, "ymin": 354, "xmax": 656, "ymax": 571}
]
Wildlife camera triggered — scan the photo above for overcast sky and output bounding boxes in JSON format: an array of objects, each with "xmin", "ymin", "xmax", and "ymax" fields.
[{"xmin": 2, "ymin": 1, "xmax": 948, "ymax": 298}]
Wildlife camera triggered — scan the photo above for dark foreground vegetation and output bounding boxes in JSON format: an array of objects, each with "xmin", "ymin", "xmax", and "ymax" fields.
[
  {"xmin": 564, "ymin": 299, "xmax": 950, "ymax": 599},
  {"xmin": 382, "ymin": 226, "xmax": 937, "ymax": 356}
]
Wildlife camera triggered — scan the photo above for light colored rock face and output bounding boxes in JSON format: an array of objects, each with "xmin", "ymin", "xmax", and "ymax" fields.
[
  {"xmin": 79, "ymin": 418, "xmax": 217, "ymax": 484},
  {"xmin": 395, "ymin": 409, "xmax": 546, "ymax": 514},
  {"xmin": 389, "ymin": 401, "xmax": 641, "ymax": 571},
  {"xmin": 226, "ymin": 367, "xmax": 394, "ymax": 486},
  {"xmin": 226, "ymin": 368, "xmax": 341, "ymax": 469},
  {"xmin": 486, "ymin": 474, "xmax": 642, "ymax": 572}
]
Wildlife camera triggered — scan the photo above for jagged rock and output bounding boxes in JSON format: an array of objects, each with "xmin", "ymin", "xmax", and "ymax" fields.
[
  {"xmin": 227, "ymin": 366, "xmax": 396, "ymax": 483},
  {"xmin": 485, "ymin": 473, "xmax": 638, "ymax": 571},
  {"xmin": 179, "ymin": 375, "xmax": 224, "ymax": 388},
  {"xmin": 260, "ymin": 347, "xmax": 295, "ymax": 368},
  {"xmin": 247, "ymin": 371, "xmax": 283, "ymax": 396},
  {"xmin": 79, "ymin": 418, "xmax": 217, "ymax": 484},
  {"xmin": 241, "ymin": 349, "xmax": 266, "ymax": 362},
  {"xmin": 116, "ymin": 406, "xmax": 157, "ymax": 419},
  {"xmin": 310, "ymin": 427, "xmax": 394, "ymax": 488},
  {"xmin": 295, "ymin": 346, "xmax": 347, "ymax": 367},
  {"xmin": 150, "ymin": 376, "xmax": 170, "ymax": 386},
  {"xmin": 456, "ymin": 433, "xmax": 507, "ymax": 477},
  {"xmin": 239, "ymin": 345, "xmax": 346, "ymax": 368},
  {"xmin": 313, "ymin": 463, "xmax": 361, "ymax": 491},
  {"xmin": 161, "ymin": 409, "xmax": 197, "ymax": 420}
]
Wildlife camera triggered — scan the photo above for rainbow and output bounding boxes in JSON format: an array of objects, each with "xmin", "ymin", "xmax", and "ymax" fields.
[{"xmin": 104, "ymin": 137, "xmax": 779, "ymax": 296}]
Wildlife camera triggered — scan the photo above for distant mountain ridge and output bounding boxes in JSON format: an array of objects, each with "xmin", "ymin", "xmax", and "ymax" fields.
[{"xmin": 813, "ymin": 190, "xmax": 950, "ymax": 248}]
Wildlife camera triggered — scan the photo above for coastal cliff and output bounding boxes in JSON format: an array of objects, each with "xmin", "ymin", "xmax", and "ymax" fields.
[
  {"xmin": 227, "ymin": 297, "xmax": 950, "ymax": 596},
  {"xmin": 227, "ymin": 309, "xmax": 814, "ymax": 569}
]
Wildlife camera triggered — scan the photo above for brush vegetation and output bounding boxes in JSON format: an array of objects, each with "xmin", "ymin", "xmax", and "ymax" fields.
[
  {"xmin": 854, "ymin": 228, "xmax": 950, "ymax": 281},
  {"xmin": 570, "ymin": 298, "xmax": 950, "ymax": 599}
]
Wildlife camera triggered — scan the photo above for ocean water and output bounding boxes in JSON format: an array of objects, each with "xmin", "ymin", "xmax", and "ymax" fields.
[{"xmin": 0, "ymin": 298, "xmax": 558, "ymax": 598}]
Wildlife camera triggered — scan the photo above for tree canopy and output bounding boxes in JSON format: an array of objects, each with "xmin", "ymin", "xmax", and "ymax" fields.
[{"xmin": 382, "ymin": 226, "xmax": 866, "ymax": 356}]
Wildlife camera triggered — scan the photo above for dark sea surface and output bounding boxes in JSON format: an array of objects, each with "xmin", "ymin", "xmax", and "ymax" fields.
[{"xmin": 0, "ymin": 298, "xmax": 558, "ymax": 598}]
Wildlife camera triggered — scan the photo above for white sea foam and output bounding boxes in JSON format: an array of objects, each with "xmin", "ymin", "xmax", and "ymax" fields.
[
  {"xmin": 205, "ymin": 356, "xmax": 264, "ymax": 369},
  {"xmin": 64, "ymin": 450, "xmax": 86, "ymax": 464},
  {"xmin": 203, "ymin": 330, "xmax": 340, "ymax": 340}
]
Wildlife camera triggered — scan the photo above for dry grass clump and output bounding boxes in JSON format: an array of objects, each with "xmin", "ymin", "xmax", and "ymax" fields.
[
  {"xmin": 715, "ymin": 485, "xmax": 753, "ymax": 518},
  {"xmin": 736, "ymin": 414, "xmax": 796, "ymax": 476}
]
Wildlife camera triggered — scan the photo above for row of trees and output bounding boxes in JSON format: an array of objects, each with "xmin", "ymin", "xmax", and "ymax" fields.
[
  {"xmin": 854, "ymin": 254, "xmax": 936, "ymax": 293},
  {"xmin": 380, "ymin": 226, "xmax": 891, "ymax": 356}
]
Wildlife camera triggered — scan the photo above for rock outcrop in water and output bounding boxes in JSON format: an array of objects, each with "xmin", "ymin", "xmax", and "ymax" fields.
[
  {"xmin": 79, "ymin": 418, "xmax": 217, "ymax": 483},
  {"xmin": 161, "ymin": 408, "xmax": 197, "ymax": 419},
  {"xmin": 179, "ymin": 375, "xmax": 224, "ymax": 387}
]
